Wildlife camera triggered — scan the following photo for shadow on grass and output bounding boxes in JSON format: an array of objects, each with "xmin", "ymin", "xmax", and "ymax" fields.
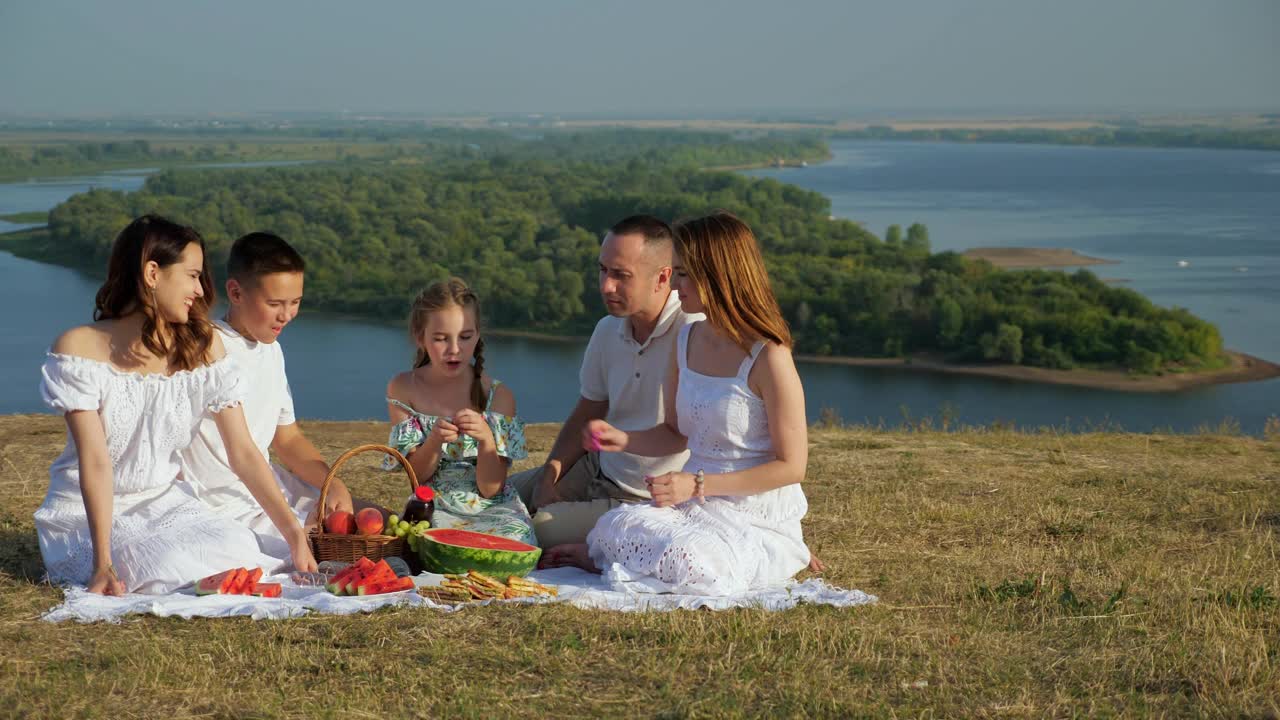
[{"xmin": 0, "ymin": 513, "xmax": 45, "ymax": 582}]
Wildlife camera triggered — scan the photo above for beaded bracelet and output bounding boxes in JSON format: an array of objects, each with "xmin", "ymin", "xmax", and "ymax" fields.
[{"xmin": 693, "ymin": 469, "xmax": 706, "ymax": 504}]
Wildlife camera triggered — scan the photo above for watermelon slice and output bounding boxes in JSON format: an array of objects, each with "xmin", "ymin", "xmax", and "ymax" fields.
[
  {"xmin": 196, "ymin": 569, "xmax": 236, "ymax": 596},
  {"xmin": 251, "ymin": 582, "xmax": 282, "ymax": 598},
  {"xmin": 337, "ymin": 566, "xmax": 381, "ymax": 595},
  {"xmin": 415, "ymin": 528, "xmax": 541, "ymax": 577},
  {"xmin": 325, "ymin": 566, "xmax": 358, "ymax": 595},
  {"xmin": 239, "ymin": 568, "xmax": 264, "ymax": 595},
  {"xmin": 221, "ymin": 568, "xmax": 245, "ymax": 594},
  {"xmin": 357, "ymin": 576, "xmax": 414, "ymax": 596},
  {"xmin": 223, "ymin": 568, "xmax": 248, "ymax": 595},
  {"xmin": 333, "ymin": 570, "xmax": 366, "ymax": 596},
  {"xmin": 348, "ymin": 562, "xmax": 396, "ymax": 595}
]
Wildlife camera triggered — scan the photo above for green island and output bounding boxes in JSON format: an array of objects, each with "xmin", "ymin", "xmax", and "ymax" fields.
[
  {"xmin": 2, "ymin": 129, "xmax": 1275, "ymax": 390},
  {"xmin": 2, "ymin": 415, "xmax": 1277, "ymax": 715}
]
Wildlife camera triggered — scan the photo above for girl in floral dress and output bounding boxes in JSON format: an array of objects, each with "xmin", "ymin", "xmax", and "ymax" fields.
[{"xmin": 382, "ymin": 278, "xmax": 534, "ymax": 544}]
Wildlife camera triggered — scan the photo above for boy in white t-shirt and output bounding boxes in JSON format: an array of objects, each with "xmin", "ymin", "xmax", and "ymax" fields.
[{"xmin": 180, "ymin": 232, "xmax": 355, "ymax": 561}]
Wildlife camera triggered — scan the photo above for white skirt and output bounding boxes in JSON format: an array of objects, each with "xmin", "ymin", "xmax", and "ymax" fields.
[
  {"xmin": 35, "ymin": 481, "xmax": 280, "ymax": 594},
  {"xmin": 586, "ymin": 494, "xmax": 810, "ymax": 596}
]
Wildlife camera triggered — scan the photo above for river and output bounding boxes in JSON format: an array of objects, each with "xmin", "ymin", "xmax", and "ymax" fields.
[{"xmin": 3, "ymin": 143, "xmax": 1278, "ymax": 432}]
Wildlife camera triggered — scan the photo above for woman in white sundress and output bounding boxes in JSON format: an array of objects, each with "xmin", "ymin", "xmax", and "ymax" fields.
[
  {"xmin": 540, "ymin": 211, "xmax": 812, "ymax": 596},
  {"xmin": 35, "ymin": 215, "xmax": 318, "ymax": 596}
]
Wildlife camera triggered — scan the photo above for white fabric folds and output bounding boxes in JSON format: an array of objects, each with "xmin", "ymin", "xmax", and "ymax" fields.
[{"xmin": 41, "ymin": 567, "xmax": 876, "ymax": 623}]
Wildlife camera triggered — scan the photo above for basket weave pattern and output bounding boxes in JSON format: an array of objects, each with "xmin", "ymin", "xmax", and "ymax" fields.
[{"xmin": 308, "ymin": 443, "xmax": 417, "ymax": 563}]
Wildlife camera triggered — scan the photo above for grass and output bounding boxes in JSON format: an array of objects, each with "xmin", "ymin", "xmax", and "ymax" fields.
[{"xmin": 1, "ymin": 415, "xmax": 1277, "ymax": 717}]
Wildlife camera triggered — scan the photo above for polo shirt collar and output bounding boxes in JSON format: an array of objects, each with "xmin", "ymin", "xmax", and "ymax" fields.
[{"xmin": 620, "ymin": 291, "xmax": 683, "ymax": 350}]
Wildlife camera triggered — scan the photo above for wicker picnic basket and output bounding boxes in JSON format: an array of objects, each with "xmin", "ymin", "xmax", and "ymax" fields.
[{"xmin": 308, "ymin": 443, "xmax": 418, "ymax": 563}]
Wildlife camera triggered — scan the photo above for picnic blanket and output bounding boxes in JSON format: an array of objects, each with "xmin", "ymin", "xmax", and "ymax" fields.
[{"xmin": 41, "ymin": 567, "xmax": 877, "ymax": 623}]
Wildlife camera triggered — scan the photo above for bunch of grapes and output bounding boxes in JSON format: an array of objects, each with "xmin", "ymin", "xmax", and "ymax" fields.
[{"xmin": 387, "ymin": 514, "xmax": 432, "ymax": 550}]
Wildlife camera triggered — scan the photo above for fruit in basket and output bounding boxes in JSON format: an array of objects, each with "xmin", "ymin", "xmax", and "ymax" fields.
[
  {"xmin": 356, "ymin": 507, "xmax": 385, "ymax": 536},
  {"xmin": 414, "ymin": 528, "xmax": 542, "ymax": 577},
  {"xmin": 324, "ymin": 510, "xmax": 357, "ymax": 535}
]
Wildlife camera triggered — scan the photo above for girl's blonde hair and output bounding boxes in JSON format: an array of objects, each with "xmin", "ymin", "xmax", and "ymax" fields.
[
  {"xmin": 408, "ymin": 277, "xmax": 487, "ymax": 411},
  {"xmin": 674, "ymin": 211, "xmax": 792, "ymax": 351}
]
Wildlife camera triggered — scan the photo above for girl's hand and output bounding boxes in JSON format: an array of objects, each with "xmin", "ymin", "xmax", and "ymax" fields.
[
  {"xmin": 87, "ymin": 564, "xmax": 126, "ymax": 596},
  {"xmin": 453, "ymin": 409, "xmax": 495, "ymax": 450},
  {"xmin": 429, "ymin": 417, "xmax": 460, "ymax": 446},
  {"xmin": 583, "ymin": 420, "xmax": 627, "ymax": 453},
  {"xmin": 646, "ymin": 471, "xmax": 696, "ymax": 507}
]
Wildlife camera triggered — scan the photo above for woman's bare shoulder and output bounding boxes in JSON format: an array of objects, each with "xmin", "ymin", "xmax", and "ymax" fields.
[{"xmin": 50, "ymin": 323, "xmax": 113, "ymax": 360}]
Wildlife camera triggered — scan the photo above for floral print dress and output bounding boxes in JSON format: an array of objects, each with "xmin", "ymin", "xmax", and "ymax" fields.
[{"xmin": 382, "ymin": 381, "xmax": 535, "ymax": 545}]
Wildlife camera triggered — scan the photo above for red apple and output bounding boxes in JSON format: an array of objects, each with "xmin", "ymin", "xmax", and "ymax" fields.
[
  {"xmin": 324, "ymin": 510, "xmax": 356, "ymax": 535},
  {"xmin": 356, "ymin": 507, "xmax": 385, "ymax": 536}
]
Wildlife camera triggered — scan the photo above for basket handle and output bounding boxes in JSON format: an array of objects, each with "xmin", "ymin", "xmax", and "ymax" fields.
[{"xmin": 316, "ymin": 443, "xmax": 419, "ymax": 525}]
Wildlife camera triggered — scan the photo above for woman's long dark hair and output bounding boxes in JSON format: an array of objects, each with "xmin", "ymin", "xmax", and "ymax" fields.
[{"xmin": 94, "ymin": 215, "xmax": 215, "ymax": 371}]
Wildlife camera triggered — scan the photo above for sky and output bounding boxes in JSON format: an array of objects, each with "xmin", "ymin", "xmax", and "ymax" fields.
[{"xmin": 1, "ymin": 0, "xmax": 1277, "ymax": 117}]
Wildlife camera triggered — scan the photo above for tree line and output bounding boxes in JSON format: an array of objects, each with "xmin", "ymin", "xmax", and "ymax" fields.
[{"xmin": 39, "ymin": 136, "xmax": 1224, "ymax": 374}]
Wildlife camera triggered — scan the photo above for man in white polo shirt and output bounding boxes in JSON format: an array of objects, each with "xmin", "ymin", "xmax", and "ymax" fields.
[{"xmin": 510, "ymin": 215, "xmax": 701, "ymax": 547}]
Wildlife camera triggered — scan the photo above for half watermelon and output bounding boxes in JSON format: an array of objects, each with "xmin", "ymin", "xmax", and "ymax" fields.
[{"xmin": 414, "ymin": 528, "xmax": 541, "ymax": 577}]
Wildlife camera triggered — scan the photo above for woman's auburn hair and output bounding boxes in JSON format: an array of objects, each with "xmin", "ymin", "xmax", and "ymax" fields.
[
  {"xmin": 674, "ymin": 211, "xmax": 792, "ymax": 351},
  {"xmin": 408, "ymin": 276, "xmax": 488, "ymax": 412},
  {"xmin": 94, "ymin": 215, "xmax": 216, "ymax": 372}
]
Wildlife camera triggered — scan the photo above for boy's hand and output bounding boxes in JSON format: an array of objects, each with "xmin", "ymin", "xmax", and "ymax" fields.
[{"xmin": 324, "ymin": 479, "xmax": 354, "ymax": 516}]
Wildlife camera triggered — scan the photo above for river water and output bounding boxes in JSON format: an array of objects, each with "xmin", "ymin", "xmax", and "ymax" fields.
[{"xmin": 3, "ymin": 143, "xmax": 1278, "ymax": 432}]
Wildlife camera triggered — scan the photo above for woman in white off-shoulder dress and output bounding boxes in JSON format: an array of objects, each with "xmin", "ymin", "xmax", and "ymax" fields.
[
  {"xmin": 541, "ymin": 212, "xmax": 812, "ymax": 596},
  {"xmin": 34, "ymin": 215, "xmax": 318, "ymax": 595}
]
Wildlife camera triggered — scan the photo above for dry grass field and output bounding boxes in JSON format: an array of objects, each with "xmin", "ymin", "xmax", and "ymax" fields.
[{"xmin": 2, "ymin": 414, "xmax": 1277, "ymax": 718}]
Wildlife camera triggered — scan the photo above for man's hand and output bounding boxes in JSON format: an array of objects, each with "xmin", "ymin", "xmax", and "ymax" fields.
[
  {"xmin": 532, "ymin": 463, "xmax": 562, "ymax": 509},
  {"xmin": 582, "ymin": 419, "xmax": 627, "ymax": 453}
]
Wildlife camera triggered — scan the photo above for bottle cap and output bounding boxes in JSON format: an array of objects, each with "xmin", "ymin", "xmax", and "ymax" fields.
[{"xmin": 414, "ymin": 485, "xmax": 435, "ymax": 502}]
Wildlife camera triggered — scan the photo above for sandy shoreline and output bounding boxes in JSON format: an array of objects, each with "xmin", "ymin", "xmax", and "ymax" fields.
[
  {"xmin": 962, "ymin": 246, "xmax": 1116, "ymax": 269},
  {"xmin": 492, "ymin": 327, "xmax": 1280, "ymax": 393},
  {"xmin": 796, "ymin": 350, "xmax": 1280, "ymax": 392}
]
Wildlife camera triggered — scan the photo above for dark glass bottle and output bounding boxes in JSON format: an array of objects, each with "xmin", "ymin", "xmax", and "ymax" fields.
[{"xmin": 403, "ymin": 485, "xmax": 436, "ymax": 525}]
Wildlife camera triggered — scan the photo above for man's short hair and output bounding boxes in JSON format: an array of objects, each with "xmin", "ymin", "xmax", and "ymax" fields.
[
  {"xmin": 609, "ymin": 215, "xmax": 674, "ymax": 249},
  {"xmin": 227, "ymin": 232, "xmax": 306, "ymax": 284}
]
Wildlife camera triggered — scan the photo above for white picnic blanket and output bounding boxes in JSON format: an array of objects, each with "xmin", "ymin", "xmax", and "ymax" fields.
[{"xmin": 40, "ymin": 567, "xmax": 877, "ymax": 623}]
